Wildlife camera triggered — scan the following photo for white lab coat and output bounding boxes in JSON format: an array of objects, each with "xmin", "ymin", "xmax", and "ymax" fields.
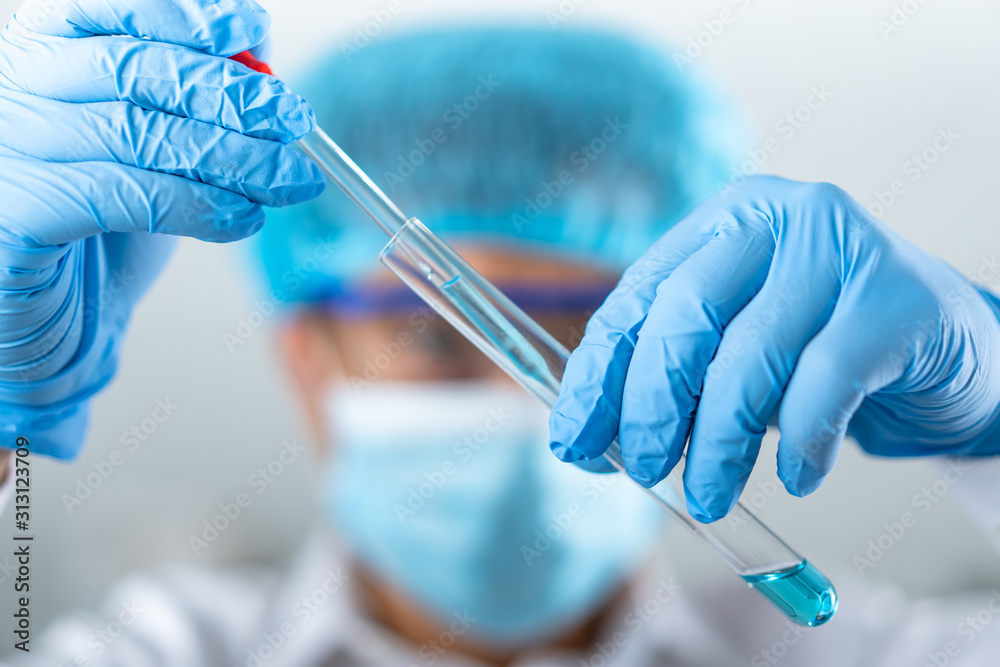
[{"xmin": 3, "ymin": 457, "xmax": 1000, "ymax": 667}]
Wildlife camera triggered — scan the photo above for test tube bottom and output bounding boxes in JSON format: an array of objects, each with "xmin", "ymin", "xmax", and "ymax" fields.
[{"xmin": 742, "ymin": 560, "xmax": 838, "ymax": 627}]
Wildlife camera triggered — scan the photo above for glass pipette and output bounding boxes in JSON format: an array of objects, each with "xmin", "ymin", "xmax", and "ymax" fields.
[{"xmin": 297, "ymin": 126, "xmax": 837, "ymax": 627}]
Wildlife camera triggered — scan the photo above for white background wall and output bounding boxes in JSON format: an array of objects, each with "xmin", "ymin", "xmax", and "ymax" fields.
[{"xmin": 2, "ymin": 0, "xmax": 999, "ymax": 651}]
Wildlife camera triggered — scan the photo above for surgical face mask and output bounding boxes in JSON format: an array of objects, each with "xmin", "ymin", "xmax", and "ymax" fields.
[{"xmin": 320, "ymin": 380, "xmax": 666, "ymax": 647}]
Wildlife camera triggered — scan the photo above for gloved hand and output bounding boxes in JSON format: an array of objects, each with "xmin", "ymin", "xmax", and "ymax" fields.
[
  {"xmin": 549, "ymin": 176, "xmax": 1000, "ymax": 522},
  {"xmin": 0, "ymin": 0, "xmax": 325, "ymax": 458}
]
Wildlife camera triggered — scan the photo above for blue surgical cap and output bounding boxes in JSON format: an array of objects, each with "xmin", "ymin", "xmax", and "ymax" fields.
[{"xmin": 255, "ymin": 27, "xmax": 747, "ymax": 303}]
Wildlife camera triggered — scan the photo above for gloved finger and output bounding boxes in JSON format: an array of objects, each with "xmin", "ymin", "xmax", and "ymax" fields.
[
  {"xmin": 12, "ymin": 0, "xmax": 270, "ymax": 57},
  {"xmin": 0, "ymin": 147, "xmax": 266, "ymax": 244},
  {"xmin": 617, "ymin": 218, "xmax": 774, "ymax": 487},
  {"xmin": 0, "ymin": 91, "xmax": 325, "ymax": 208},
  {"xmin": 548, "ymin": 199, "xmax": 724, "ymax": 464},
  {"xmin": 775, "ymin": 312, "xmax": 874, "ymax": 498},
  {"xmin": 0, "ymin": 31, "xmax": 314, "ymax": 143},
  {"xmin": 682, "ymin": 269, "xmax": 838, "ymax": 523},
  {"xmin": 781, "ymin": 254, "xmax": 964, "ymax": 468}
]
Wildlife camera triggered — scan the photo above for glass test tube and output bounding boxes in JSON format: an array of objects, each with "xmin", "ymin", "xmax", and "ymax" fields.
[{"xmin": 298, "ymin": 129, "xmax": 838, "ymax": 627}]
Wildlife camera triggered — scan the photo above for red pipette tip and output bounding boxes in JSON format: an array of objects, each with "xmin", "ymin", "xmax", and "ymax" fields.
[{"xmin": 230, "ymin": 50, "xmax": 273, "ymax": 76}]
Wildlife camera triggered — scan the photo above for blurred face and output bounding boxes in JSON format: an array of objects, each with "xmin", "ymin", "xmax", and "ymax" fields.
[
  {"xmin": 281, "ymin": 245, "xmax": 619, "ymax": 444},
  {"xmin": 278, "ymin": 245, "xmax": 656, "ymax": 663}
]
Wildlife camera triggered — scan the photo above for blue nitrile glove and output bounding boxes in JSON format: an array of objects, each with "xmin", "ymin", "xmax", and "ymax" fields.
[
  {"xmin": 549, "ymin": 176, "xmax": 1000, "ymax": 522},
  {"xmin": 0, "ymin": 0, "xmax": 325, "ymax": 458}
]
